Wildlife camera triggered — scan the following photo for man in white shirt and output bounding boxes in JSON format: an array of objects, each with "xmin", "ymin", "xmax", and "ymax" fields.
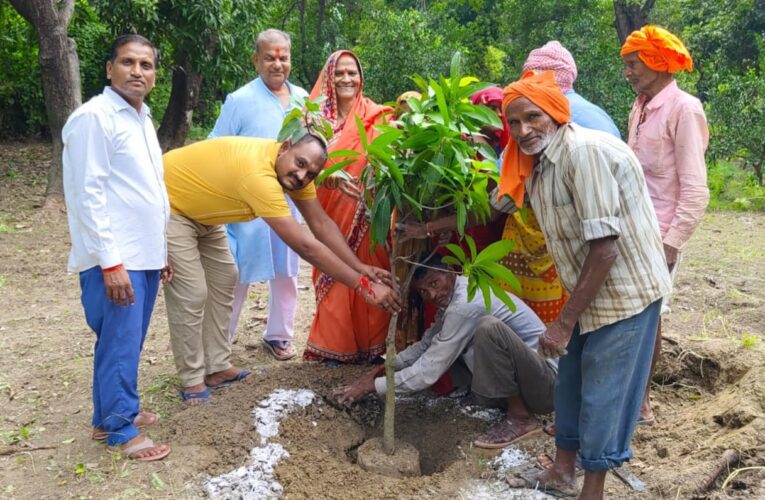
[
  {"xmin": 63, "ymin": 34, "xmax": 171, "ymax": 462},
  {"xmin": 333, "ymin": 256, "xmax": 556, "ymax": 448}
]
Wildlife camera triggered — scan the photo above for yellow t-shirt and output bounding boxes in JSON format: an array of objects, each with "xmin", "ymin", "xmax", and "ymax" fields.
[{"xmin": 163, "ymin": 137, "xmax": 316, "ymax": 225}]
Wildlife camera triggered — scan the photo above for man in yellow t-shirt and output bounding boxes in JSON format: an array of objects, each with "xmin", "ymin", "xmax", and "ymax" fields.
[{"xmin": 162, "ymin": 134, "xmax": 401, "ymax": 404}]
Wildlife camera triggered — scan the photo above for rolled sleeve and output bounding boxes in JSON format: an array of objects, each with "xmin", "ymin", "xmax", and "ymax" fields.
[
  {"xmin": 581, "ymin": 216, "xmax": 621, "ymax": 241},
  {"xmin": 569, "ymin": 144, "xmax": 622, "ymax": 242}
]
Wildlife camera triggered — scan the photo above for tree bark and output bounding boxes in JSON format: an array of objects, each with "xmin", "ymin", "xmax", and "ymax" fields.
[
  {"xmin": 9, "ymin": 0, "xmax": 81, "ymax": 210},
  {"xmin": 613, "ymin": 0, "xmax": 656, "ymax": 45},
  {"xmin": 156, "ymin": 61, "xmax": 204, "ymax": 152}
]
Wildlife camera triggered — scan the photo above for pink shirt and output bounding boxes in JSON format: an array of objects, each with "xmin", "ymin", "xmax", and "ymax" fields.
[{"xmin": 627, "ymin": 80, "xmax": 709, "ymax": 251}]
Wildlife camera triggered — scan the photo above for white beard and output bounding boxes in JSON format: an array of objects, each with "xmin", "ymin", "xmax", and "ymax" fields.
[{"xmin": 519, "ymin": 130, "xmax": 554, "ymax": 155}]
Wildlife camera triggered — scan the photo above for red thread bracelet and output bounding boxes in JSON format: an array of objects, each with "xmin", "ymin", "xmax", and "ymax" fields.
[
  {"xmin": 102, "ymin": 264, "xmax": 124, "ymax": 273},
  {"xmin": 353, "ymin": 275, "xmax": 376, "ymax": 299}
]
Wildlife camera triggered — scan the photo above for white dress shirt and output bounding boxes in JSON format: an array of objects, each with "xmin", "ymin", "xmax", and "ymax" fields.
[{"xmin": 63, "ymin": 87, "xmax": 169, "ymax": 273}]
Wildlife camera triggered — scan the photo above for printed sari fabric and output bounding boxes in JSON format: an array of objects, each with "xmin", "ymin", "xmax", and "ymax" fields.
[
  {"xmin": 304, "ymin": 50, "xmax": 394, "ymax": 362},
  {"xmin": 500, "ymin": 207, "xmax": 567, "ymax": 324}
]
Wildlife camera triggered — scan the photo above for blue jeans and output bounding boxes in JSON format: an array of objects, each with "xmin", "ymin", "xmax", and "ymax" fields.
[
  {"xmin": 554, "ymin": 300, "xmax": 661, "ymax": 471},
  {"xmin": 80, "ymin": 267, "xmax": 160, "ymax": 446}
]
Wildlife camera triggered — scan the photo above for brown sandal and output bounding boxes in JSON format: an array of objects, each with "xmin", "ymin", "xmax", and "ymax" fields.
[{"xmin": 474, "ymin": 419, "xmax": 542, "ymax": 449}]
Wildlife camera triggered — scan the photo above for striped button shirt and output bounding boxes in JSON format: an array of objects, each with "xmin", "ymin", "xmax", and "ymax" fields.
[{"xmin": 524, "ymin": 123, "xmax": 671, "ymax": 333}]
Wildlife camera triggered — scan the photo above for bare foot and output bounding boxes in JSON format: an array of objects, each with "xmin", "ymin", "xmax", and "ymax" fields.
[
  {"xmin": 474, "ymin": 417, "xmax": 541, "ymax": 449},
  {"xmin": 533, "ymin": 465, "xmax": 578, "ymax": 497},
  {"xmin": 638, "ymin": 396, "xmax": 655, "ymax": 424}
]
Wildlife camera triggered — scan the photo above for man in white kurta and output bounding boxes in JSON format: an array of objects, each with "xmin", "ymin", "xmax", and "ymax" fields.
[{"xmin": 208, "ymin": 29, "xmax": 307, "ymax": 360}]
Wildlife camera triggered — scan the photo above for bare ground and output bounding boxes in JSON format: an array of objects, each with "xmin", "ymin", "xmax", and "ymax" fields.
[{"xmin": 0, "ymin": 142, "xmax": 763, "ymax": 499}]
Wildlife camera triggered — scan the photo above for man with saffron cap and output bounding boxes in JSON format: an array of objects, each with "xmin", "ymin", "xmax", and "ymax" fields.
[
  {"xmin": 501, "ymin": 70, "xmax": 671, "ymax": 499},
  {"xmin": 621, "ymin": 25, "xmax": 710, "ymax": 425},
  {"xmin": 523, "ymin": 40, "xmax": 620, "ymax": 138}
]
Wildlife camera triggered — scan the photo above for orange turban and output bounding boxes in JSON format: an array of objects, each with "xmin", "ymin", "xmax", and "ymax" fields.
[
  {"xmin": 620, "ymin": 25, "xmax": 693, "ymax": 74},
  {"xmin": 499, "ymin": 70, "xmax": 570, "ymax": 207}
]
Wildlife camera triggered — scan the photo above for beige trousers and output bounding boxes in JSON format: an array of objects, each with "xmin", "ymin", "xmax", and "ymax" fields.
[{"xmin": 164, "ymin": 214, "xmax": 238, "ymax": 387}]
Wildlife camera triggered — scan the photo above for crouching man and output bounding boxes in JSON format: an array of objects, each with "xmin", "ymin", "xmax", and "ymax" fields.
[{"xmin": 333, "ymin": 255, "xmax": 558, "ymax": 448}]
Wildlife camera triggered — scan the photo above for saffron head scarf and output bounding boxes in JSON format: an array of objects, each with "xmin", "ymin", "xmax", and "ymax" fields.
[
  {"xmin": 522, "ymin": 41, "xmax": 577, "ymax": 93},
  {"xmin": 471, "ymin": 86, "xmax": 510, "ymax": 151},
  {"xmin": 499, "ymin": 70, "xmax": 571, "ymax": 207},
  {"xmin": 620, "ymin": 25, "xmax": 693, "ymax": 74}
]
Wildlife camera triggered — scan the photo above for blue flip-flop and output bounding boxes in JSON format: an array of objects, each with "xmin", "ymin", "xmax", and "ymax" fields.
[
  {"xmin": 206, "ymin": 370, "xmax": 251, "ymax": 390},
  {"xmin": 178, "ymin": 387, "xmax": 211, "ymax": 405}
]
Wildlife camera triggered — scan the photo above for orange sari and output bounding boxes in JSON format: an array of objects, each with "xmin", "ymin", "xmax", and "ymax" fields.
[{"xmin": 303, "ymin": 50, "xmax": 393, "ymax": 363}]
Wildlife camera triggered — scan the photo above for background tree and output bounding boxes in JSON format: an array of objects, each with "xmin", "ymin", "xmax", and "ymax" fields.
[
  {"xmin": 94, "ymin": 0, "xmax": 267, "ymax": 151},
  {"xmin": 7, "ymin": 0, "xmax": 81, "ymax": 209},
  {"xmin": 613, "ymin": 0, "xmax": 656, "ymax": 43}
]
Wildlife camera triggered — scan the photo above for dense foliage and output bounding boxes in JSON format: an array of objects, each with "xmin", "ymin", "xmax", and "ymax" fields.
[{"xmin": 2, "ymin": 0, "xmax": 764, "ymax": 203}]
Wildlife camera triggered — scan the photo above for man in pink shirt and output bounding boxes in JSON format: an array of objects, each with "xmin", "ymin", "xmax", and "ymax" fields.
[{"xmin": 622, "ymin": 25, "xmax": 710, "ymax": 424}]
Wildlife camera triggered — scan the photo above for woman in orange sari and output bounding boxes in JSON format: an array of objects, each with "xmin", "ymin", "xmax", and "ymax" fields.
[{"xmin": 303, "ymin": 50, "xmax": 393, "ymax": 364}]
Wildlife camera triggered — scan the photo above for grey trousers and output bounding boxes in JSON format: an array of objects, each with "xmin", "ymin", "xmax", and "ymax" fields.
[{"xmin": 471, "ymin": 316, "xmax": 556, "ymax": 415}]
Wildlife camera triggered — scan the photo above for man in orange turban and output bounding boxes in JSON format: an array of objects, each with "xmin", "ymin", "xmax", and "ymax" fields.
[
  {"xmin": 501, "ymin": 71, "xmax": 672, "ymax": 499},
  {"xmin": 621, "ymin": 26, "xmax": 709, "ymax": 426}
]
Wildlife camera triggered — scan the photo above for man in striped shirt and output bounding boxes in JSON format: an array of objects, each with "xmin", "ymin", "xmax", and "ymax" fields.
[{"xmin": 500, "ymin": 71, "xmax": 671, "ymax": 500}]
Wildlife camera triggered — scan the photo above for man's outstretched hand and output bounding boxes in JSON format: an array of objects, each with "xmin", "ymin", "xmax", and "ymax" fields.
[{"xmin": 331, "ymin": 366, "xmax": 383, "ymax": 405}]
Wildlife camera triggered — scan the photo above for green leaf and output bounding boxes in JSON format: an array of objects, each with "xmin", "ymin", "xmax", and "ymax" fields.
[
  {"xmin": 476, "ymin": 273, "xmax": 493, "ymax": 312},
  {"xmin": 431, "ymin": 80, "xmax": 450, "ymax": 125},
  {"xmin": 445, "ymin": 243, "xmax": 466, "ymax": 263},
  {"xmin": 277, "ymin": 118, "xmax": 302, "ymax": 142},
  {"xmin": 327, "ymin": 149, "xmax": 361, "ymax": 159},
  {"xmin": 488, "ymin": 278, "xmax": 517, "ymax": 312},
  {"xmin": 483, "ymin": 262, "xmax": 522, "ymax": 294},
  {"xmin": 465, "ymin": 234, "xmax": 477, "ymax": 261},
  {"xmin": 456, "ymin": 203, "xmax": 467, "ymax": 235},
  {"xmin": 450, "ymin": 50, "xmax": 462, "ymax": 82},
  {"xmin": 355, "ymin": 115, "xmax": 368, "ymax": 150},
  {"xmin": 474, "ymin": 240, "xmax": 516, "ymax": 265},
  {"xmin": 316, "ymin": 158, "xmax": 355, "ymax": 184},
  {"xmin": 441, "ymin": 256, "xmax": 462, "ymax": 267},
  {"xmin": 151, "ymin": 472, "xmax": 166, "ymax": 490},
  {"xmin": 371, "ymin": 194, "xmax": 391, "ymax": 246}
]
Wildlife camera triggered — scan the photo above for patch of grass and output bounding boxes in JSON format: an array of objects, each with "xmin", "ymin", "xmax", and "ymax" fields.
[
  {"xmin": 0, "ymin": 276, "xmax": 6, "ymax": 288},
  {"xmin": 2, "ymin": 425, "xmax": 32, "ymax": 444},
  {"xmin": 2, "ymin": 161, "xmax": 18, "ymax": 178},
  {"xmin": 740, "ymin": 332, "xmax": 761, "ymax": 349},
  {"xmin": 708, "ymin": 161, "xmax": 765, "ymax": 212},
  {"xmin": 0, "ymin": 224, "xmax": 11, "ymax": 234},
  {"xmin": 142, "ymin": 373, "xmax": 181, "ymax": 413}
]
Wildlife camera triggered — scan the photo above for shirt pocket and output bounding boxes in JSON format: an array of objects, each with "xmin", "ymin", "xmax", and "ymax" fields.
[{"xmin": 637, "ymin": 132, "xmax": 666, "ymax": 176}]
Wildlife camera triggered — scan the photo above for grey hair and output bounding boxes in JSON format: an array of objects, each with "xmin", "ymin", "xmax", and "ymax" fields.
[{"xmin": 255, "ymin": 29, "xmax": 291, "ymax": 53}]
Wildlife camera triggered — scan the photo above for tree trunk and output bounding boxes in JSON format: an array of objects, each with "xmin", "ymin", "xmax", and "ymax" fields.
[
  {"xmin": 157, "ymin": 61, "xmax": 204, "ymax": 152},
  {"xmin": 613, "ymin": 0, "xmax": 656, "ymax": 44},
  {"xmin": 9, "ymin": 0, "xmax": 81, "ymax": 211}
]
